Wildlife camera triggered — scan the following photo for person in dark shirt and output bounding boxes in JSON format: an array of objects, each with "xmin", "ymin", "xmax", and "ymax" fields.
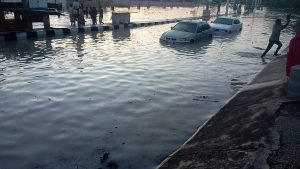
[
  {"xmin": 85, "ymin": 7, "xmax": 89, "ymax": 18},
  {"xmin": 261, "ymin": 14, "xmax": 291, "ymax": 59},
  {"xmin": 89, "ymin": 7, "xmax": 97, "ymax": 25},
  {"xmin": 286, "ymin": 22, "xmax": 300, "ymax": 77},
  {"xmin": 78, "ymin": 5, "xmax": 86, "ymax": 26}
]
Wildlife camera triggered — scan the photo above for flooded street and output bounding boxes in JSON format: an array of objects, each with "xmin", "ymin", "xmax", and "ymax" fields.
[{"xmin": 0, "ymin": 7, "xmax": 298, "ymax": 169}]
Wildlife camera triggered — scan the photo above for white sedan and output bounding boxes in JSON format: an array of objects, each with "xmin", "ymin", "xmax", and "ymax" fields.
[
  {"xmin": 160, "ymin": 20, "xmax": 214, "ymax": 43},
  {"xmin": 210, "ymin": 16, "xmax": 243, "ymax": 33}
]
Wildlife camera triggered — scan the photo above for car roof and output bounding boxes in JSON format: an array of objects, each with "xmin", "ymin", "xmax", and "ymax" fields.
[
  {"xmin": 218, "ymin": 16, "xmax": 240, "ymax": 20},
  {"xmin": 179, "ymin": 20, "xmax": 208, "ymax": 25}
]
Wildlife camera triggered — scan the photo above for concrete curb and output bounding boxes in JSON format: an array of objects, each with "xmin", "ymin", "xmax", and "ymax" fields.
[
  {"xmin": 157, "ymin": 56, "xmax": 288, "ymax": 169},
  {"xmin": 0, "ymin": 17, "xmax": 201, "ymax": 42}
]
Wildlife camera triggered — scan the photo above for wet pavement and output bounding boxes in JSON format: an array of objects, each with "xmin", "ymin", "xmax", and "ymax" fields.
[
  {"xmin": 268, "ymin": 102, "xmax": 300, "ymax": 169},
  {"xmin": 158, "ymin": 55, "xmax": 300, "ymax": 169}
]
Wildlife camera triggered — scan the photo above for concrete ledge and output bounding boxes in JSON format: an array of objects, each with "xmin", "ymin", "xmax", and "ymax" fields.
[
  {"xmin": 0, "ymin": 16, "xmax": 203, "ymax": 42},
  {"xmin": 157, "ymin": 56, "xmax": 288, "ymax": 169}
]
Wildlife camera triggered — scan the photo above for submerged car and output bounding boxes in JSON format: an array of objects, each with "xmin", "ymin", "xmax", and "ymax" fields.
[
  {"xmin": 210, "ymin": 16, "xmax": 243, "ymax": 33},
  {"xmin": 160, "ymin": 20, "xmax": 213, "ymax": 43}
]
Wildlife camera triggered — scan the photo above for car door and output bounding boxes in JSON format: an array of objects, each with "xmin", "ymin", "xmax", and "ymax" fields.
[
  {"xmin": 233, "ymin": 19, "xmax": 241, "ymax": 31},
  {"xmin": 195, "ymin": 24, "xmax": 211, "ymax": 39},
  {"xmin": 195, "ymin": 25, "xmax": 204, "ymax": 40},
  {"xmin": 202, "ymin": 24, "xmax": 212, "ymax": 36}
]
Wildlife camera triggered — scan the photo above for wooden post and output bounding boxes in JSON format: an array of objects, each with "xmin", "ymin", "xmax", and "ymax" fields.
[
  {"xmin": 22, "ymin": 15, "xmax": 33, "ymax": 31},
  {"xmin": 226, "ymin": 0, "xmax": 229, "ymax": 15}
]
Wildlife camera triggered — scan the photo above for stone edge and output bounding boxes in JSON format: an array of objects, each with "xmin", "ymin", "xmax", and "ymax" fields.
[{"xmin": 0, "ymin": 17, "xmax": 201, "ymax": 42}]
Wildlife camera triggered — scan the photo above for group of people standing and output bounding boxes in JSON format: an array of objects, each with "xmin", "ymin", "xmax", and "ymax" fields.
[
  {"xmin": 216, "ymin": 0, "xmax": 242, "ymax": 16},
  {"xmin": 69, "ymin": 0, "xmax": 104, "ymax": 27}
]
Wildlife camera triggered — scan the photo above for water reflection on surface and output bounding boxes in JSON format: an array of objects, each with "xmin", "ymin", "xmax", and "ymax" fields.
[
  {"xmin": 160, "ymin": 38, "xmax": 213, "ymax": 56},
  {"xmin": 0, "ymin": 8, "xmax": 299, "ymax": 169}
]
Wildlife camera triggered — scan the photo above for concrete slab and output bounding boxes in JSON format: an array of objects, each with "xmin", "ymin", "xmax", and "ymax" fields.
[
  {"xmin": 267, "ymin": 102, "xmax": 300, "ymax": 169},
  {"xmin": 157, "ymin": 56, "xmax": 293, "ymax": 169}
]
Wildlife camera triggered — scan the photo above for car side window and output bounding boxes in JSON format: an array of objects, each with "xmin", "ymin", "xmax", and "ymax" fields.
[
  {"xmin": 204, "ymin": 24, "xmax": 210, "ymax": 30},
  {"xmin": 234, "ymin": 20, "xmax": 240, "ymax": 24},
  {"xmin": 197, "ymin": 26, "xmax": 203, "ymax": 33},
  {"xmin": 197, "ymin": 24, "xmax": 210, "ymax": 33}
]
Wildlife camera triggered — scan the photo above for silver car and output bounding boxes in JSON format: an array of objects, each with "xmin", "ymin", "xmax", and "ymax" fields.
[
  {"xmin": 160, "ymin": 20, "xmax": 213, "ymax": 43},
  {"xmin": 210, "ymin": 16, "xmax": 243, "ymax": 34}
]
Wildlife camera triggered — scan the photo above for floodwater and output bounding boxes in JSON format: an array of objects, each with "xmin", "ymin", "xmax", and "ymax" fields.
[
  {"xmin": 36, "ymin": 6, "xmax": 229, "ymax": 28},
  {"xmin": 48, "ymin": 6, "xmax": 206, "ymax": 28},
  {"xmin": 0, "ymin": 7, "xmax": 298, "ymax": 169}
]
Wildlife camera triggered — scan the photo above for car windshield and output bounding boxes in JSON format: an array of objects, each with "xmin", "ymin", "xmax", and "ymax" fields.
[
  {"xmin": 213, "ymin": 18, "xmax": 233, "ymax": 25},
  {"xmin": 172, "ymin": 22, "xmax": 197, "ymax": 33}
]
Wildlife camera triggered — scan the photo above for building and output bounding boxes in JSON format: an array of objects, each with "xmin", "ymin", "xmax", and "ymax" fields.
[{"xmin": 0, "ymin": 0, "xmax": 62, "ymax": 32}]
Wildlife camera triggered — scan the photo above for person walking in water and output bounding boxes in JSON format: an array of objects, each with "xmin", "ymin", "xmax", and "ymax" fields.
[
  {"xmin": 99, "ymin": 6, "xmax": 104, "ymax": 24},
  {"xmin": 261, "ymin": 14, "xmax": 291, "ymax": 59}
]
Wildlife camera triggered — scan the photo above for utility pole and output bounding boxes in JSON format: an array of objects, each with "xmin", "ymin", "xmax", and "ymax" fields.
[{"xmin": 225, "ymin": 0, "xmax": 229, "ymax": 15}]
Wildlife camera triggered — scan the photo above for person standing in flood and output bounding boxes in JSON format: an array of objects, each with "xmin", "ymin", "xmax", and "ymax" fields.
[
  {"xmin": 72, "ymin": 0, "xmax": 80, "ymax": 22},
  {"xmin": 69, "ymin": 4, "xmax": 75, "ymax": 26},
  {"xmin": 286, "ymin": 22, "xmax": 300, "ymax": 77},
  {"xmin": 78, "ymin": 5, "xmax": 86, "ymax": 26},
  {"xmin": 261, "ymin": 14, "xmax": 291, "ymax": 59},
  {"xmin": 99, "ymin": 6, "xmax": 104, "ymax": 24},
  {"xmin": 85, "ymin": 7, "xmax": 89, "ymax": 18},
  {"xmin": 89, "ymin": 7, "xmax": 97, "ymax": 25}
]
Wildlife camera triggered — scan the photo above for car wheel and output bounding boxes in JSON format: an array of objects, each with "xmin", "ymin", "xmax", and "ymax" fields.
[
  {"xmin": 190, "ymin": 39, "xmax": 195, "ymax": 44},
  {"xmin": 239, "ymin": 28, "xmax": 242, "ymax": 31}
]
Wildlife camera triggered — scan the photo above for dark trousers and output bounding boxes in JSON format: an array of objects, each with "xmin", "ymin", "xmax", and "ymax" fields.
[
  {"xmin": 261, "ymin": 40, "xmax": 282, "ymax": 58},
  {"xmin": 91, "ymin": 16, "xmax": 97, "ymax": 25}
]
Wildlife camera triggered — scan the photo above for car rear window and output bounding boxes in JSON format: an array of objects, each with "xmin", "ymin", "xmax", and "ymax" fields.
[
  {"xmin": 197, "ymin": 24, "xmax": 211, "ymax": 32},
  {"xmin": 234, "ymin": 19, "xmax": 240, "ymax": 24},
  {"xmin": 172, "ymin": 22, "xmax": 197, "ymax": 33},
  {"xmin": 213, "ymin": 18, "xmax": 233, "ymax": 25}
]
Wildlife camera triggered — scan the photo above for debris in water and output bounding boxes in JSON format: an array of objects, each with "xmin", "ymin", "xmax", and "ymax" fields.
[
  {"xmin": 100, "ymin": 152, "xmax": 109, "ymax": 163},
  {"xmin": 106, "ymin": 162, "xmax": 118, "ymax": 169}
]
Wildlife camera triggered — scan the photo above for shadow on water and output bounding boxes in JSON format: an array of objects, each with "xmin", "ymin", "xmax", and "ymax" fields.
[
  {"xmin": 159, "ymin": 38, "xmax": 213, "ymax": 56},
  {"xmin": 213, "ymin": 31, "xmax": 241, "ymax": 43},
  {"xmin": 0, "ymin": 39, "xmax": 53, "ymax": 63}
]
